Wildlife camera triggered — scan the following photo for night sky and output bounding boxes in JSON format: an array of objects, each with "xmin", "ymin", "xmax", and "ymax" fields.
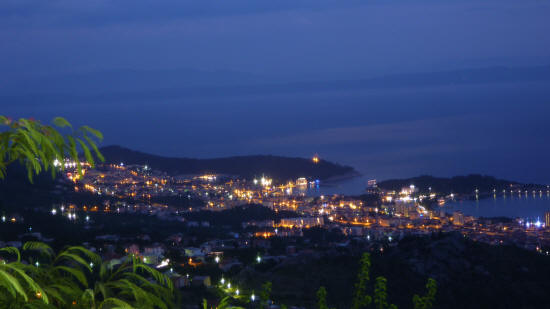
[{"xmin": 2, "ymin": 0, "xmax": 550, "ymax": 183}]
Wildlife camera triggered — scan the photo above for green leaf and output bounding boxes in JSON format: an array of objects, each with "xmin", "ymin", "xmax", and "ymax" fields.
[
  {"xmin": 98, "ymin": 298, "xmax": 135, "ymax": 309},
  {"xmin": 0, "ymin": 268, "xmax": 25, "ymax": 300},
  {"xmin": 52, "ymin": 117, "xmax": 72, "ymax": 128},
  {"xmin": 23, "ymin": 242, "xmax": 55, "ymax": 260},
  {"xmin": 54, "ymin": 266, "xmax": 88, "ymax": 287},
  {"xmin": 55, "ymin": 252, "xmax": 92, "ymax": 272},
  {"xmin": 83, "ymin": 135, "xmax": 105, "ymax": 163},
  {"xmin": 77, "ymin": 138, "xmax": 95, "ymax": 167},
  {"xmin": 0, "ymin": 247, "xmax": 21, "ymax": 262},
  {"xmin": 1, "ymin": 263, "xmax": 48, "ymax": 304},
  {"xmin": 81, "ymin": 125, "xmax": 104, "ymax": 140}
]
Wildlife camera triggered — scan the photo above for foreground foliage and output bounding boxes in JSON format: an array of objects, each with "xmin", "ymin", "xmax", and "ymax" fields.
[
  {"xmin": 318, "ymin": 253, "xmax": 437, "ymax": 309},
  {"xmin": 0, "ymin": 116, "xmax": 104, "ymax": 182},
  {"xmin": 0, "ymin": 242, "xmax": 174, "ymax": 309}
]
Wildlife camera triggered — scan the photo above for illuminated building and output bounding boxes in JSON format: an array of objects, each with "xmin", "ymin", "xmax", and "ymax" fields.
[
  {"xmin": 278, "ymin": 217, "xmax": 324, "ymax": 228},
  {"xmin": 453, "ymin": 211, "xmax": 465, "ymax": 226},
  {"xmin": 296, "ymin": 178, "xmax": 308, "ymax": 187},
  {"xmin": 545, "ymin": 211, "xmax": 550, "ymax": 228},
  {"xmin": 366, "ymin": 179, "xmax": 380, "ymax": 194},
  {"xmin": 312, "ymin": 155, "xmax": 320, "ymax": 164},
  {"xmin": 367, "ymin": 179, "xmax": 377, "ymax": 188}
]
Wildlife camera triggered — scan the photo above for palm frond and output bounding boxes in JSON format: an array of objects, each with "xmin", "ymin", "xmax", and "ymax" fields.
[
  {"xmin": 23, "ymin": 242, "xmax": 55, "ymax": 260},
  {"xmin": 54, "ymin": 266, "xmax": 89, "ymax": 287},
  {"xmin": 98, "ymin": 297, "xmax": 135, "ymax": 309},
  {"xmin": 0, "ymin": 246, "xmax": 21, "ymax": 262}
]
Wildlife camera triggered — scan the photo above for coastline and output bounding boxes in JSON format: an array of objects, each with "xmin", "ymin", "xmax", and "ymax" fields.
[{"xmin": 321, "ymin": 170, "xmax": 362, "ymax": 184}]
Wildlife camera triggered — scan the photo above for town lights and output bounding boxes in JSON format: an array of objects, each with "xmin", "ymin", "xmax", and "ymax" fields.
[
  {"xmin": 220, "ymin": 278, "xmax": 225, "ymax": 285},
  {"xmin": 51, "ymin": 209, "xmax": 57, "ymax": 215},
  {"xmin": 215, "ymin": 256, "xmax": 220, "ymax": 263},
  {"xmin": 235, "ymin": 289, "xmax": 240, "ymax": 295},
  {"xmin": 256, "ymin": 255, "xmax": 262, "ymax": 263},
  {"xmin": 251, "ymin": 294, "xmax": 256, "ymax": 301}
]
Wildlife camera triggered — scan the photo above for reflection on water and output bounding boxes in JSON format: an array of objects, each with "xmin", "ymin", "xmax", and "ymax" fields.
[
  {"xmin": 296, "ymin": 175, "xmax": 550, "ymax": 220},
  {"xmin": 303, "ymin": 176, "xmax": 372, "ymax": 197},
  {"xmin": 446, "ymin": 192, "xmax": 550, "ymax": 219}
]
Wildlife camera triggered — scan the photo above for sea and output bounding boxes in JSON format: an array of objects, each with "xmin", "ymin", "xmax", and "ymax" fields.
[
  {"xmin": 306, "ymin": 176, "xmax": 550, "ymax": 220},
  {"xmin": 444, "ymin": 193, "xmax": 550, "ymax": 220}
]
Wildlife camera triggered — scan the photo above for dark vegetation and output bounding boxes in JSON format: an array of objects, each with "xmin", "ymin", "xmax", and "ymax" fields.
[
  {"xmin": 0, "ymin": 163, "xmax": 61, "ymax": 209},
  {"xmin": 99, "ymin": 145, "xmax": 356, "ymax": 182},
  {"xmin": 0, "ymin": 205, "xmax": 296, "ymax": 250},
  {"xmin": 378, "ymin": 174, "xmax": 548, "ymax": 195},
  {"xmin": 236, "ymin": 232, "xmax": 550, "ymax": 309}
]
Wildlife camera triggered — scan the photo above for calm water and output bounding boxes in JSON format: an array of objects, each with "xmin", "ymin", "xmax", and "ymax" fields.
[
  {"xmin": 304, "ymin": 175, "xmax": 372, "ymax": 197},
  {"xmin": 445, "ymin": 193, "xmax": 550, "ymax": 219},
  {"xmin": 305, "ymin": 176, "xmax": 550, "ymax": 219}
]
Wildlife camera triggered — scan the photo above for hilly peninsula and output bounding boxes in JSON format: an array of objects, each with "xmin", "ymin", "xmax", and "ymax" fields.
[
  {"xmin": 378, "ymin": 174, "xmax": 548, "ymax": 195},
  {"xmin": 98, "ymin": 145, "xmax": 357, "ymax": 182}
]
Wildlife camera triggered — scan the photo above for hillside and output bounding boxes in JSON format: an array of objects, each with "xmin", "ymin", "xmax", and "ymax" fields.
[
  {"xmin": 378, "ymin": 174, "xmax": 547, "ymax": 195},
  {"xmin": 234, "ymin": 232, "xmax": 550, "ymax": 309},
  {"xmin": 97, "ymin": 145, "xmax": 356, "ymax": 182}
]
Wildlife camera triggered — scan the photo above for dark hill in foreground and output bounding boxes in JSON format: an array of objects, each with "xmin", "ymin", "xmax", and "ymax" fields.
[
  {"xmin": 235, "ymin": 232, "xmax": 550, "ymax": 309},
  {"xmin": 98, "ymin": 145, "xmax": 357, "ymax": 182}
]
